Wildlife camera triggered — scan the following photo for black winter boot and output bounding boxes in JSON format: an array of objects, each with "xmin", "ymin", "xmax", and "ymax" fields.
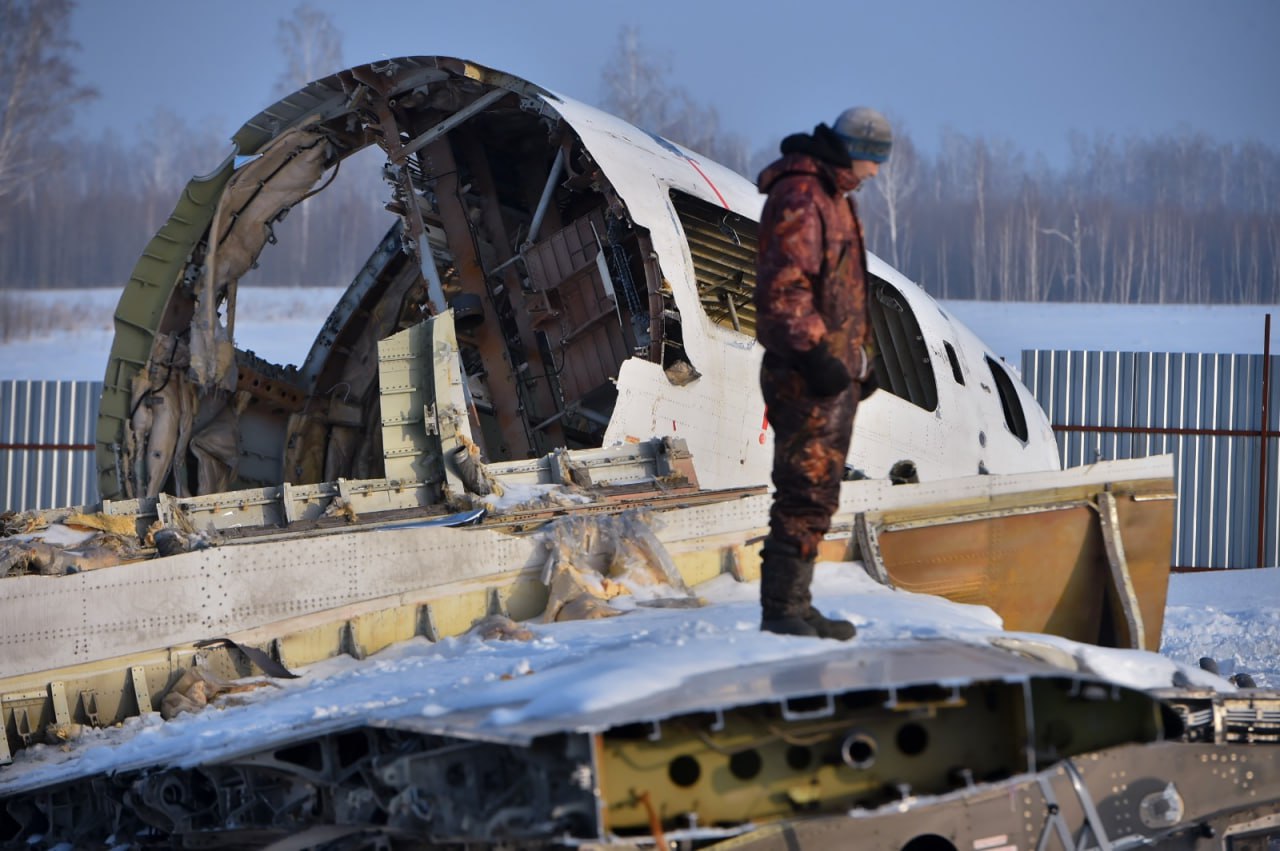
[
  {"xmin": 803, "ymin": 606, "xmax": 856, "ymax": 641},
  {"xmin": 759, "ymin": 541, "xmax": 855, "ymax": 641}
]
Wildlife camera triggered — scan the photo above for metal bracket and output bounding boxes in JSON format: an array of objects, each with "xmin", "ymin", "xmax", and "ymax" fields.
[
  {"xmin": 724, "ymin": 546, "xmax": 746, "ymax": 582},
  {"xmin": 1035, "ymin": 775, "xmax": 1076, "ymax": 851},
  {"xmin": 130, "ymin": 665, "xmax": 155, "ymax": 715},
  {"xmin": 270, "ymin": 638, "xmax": 290, "ymax": 673},
  {"xmin": 854, "ymin": 513, "xmax": 892, "ymax": 587},
  {"xmin": 341, "ymin": 621, "xmax": 366, "ymax": 661},
  {"xmin": 1096, "ymin": 491, "xmax": 1146, "ymax": 650},
  {"xmin": 13, "ymin": 706, "xmax": 34, "ymax": 746},
  {"xmin": 49, "ymin": 681, "xmax": 71, "ymax": 726},
  {"xmin": 81, "ymin": 689, "xmax": 101, "ymax": 727},
  {"xmin": 282, "ymin": 481, "xmax": 299, "ymax": 524},
  {"xmin": 1063, "ymin": 758, "xmax": 1114, "ymax": 851},
  {"xmin": 417, "ymin": 603, "xmax": 439, "ymax": 642},
  {"xmin": 780, "ymin": 693, "xmax": 836, "ymax": 722}
]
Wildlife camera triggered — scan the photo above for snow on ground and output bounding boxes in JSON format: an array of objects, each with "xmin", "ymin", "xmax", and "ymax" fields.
[
  {"xmin": 0, "ymin": 287, "xmax": 342, "ymax": 380},
  {"xmin": 1, "ymin": 289, "xmax": 1275, "ymax": 381},
  {"xmin": 0, "ymin": 562, "xmax": 1258, "ymax": 796},
  {"xmin": 1159, "ymin": 567, "xmax": 1280, "ymax": 686}
]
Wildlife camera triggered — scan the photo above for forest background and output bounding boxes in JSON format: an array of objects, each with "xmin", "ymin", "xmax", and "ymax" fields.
[{"xmin": 1, "ymin": 0, "xmax": 1277, "ymax": 314}]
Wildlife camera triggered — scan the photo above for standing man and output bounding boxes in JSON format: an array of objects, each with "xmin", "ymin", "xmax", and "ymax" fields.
[{"xmin": 753, "ymin": 107, "xmax": 892, "ymax": 640}]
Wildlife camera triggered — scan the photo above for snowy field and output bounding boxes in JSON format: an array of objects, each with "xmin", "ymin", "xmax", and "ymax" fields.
[
  {"xmin": 0, "ymin": 287, "xmax": 1276, "ymax": 381},
  {"xmin": 0, "ymin": 287, "xmax": 341, "ymax": 381},
  {"xmin": 1, "ymin": 561, "xmax": 1275, "ymax": 796}
]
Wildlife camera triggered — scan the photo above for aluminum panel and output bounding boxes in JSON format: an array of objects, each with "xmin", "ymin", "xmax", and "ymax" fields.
[
  {"xmin": 0, "ymin": 380, "xmax": 101, "ymax": 512},
  {"xmin": 1022, "ymin": 349, "xmax": 1279, "ymax": 570}
]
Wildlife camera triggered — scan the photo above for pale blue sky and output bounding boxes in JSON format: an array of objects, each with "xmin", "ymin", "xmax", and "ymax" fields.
[{"xmin": 69, "ymin": 0, "xmax": 1279, "ymax": 165}]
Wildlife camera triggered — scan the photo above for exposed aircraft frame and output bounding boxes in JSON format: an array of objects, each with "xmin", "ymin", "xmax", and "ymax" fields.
[{"xmin": 94, "ymin": 56, "xmax": 1059, "ymax": 510}]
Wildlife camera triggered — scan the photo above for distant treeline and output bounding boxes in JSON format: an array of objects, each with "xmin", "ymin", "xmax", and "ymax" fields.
[
  {"xmin": 854, "ymin": 131, "xmax": 1280, "ymax": 304},
  {"xmin": 2, "ymin": 121, "xmax": 1276, "ymax": 306},
  {"xmin": 0, "ymin": 127, "xmax": 391, "ymax": 292},
  {"xmin": 0, "ymin": 12, "xmax": 1276, "ymax": 304}
]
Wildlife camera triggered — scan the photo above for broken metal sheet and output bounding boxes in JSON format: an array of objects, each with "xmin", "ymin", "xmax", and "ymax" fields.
[{"xmin": 375, "ymin": 638, "xmax": 1126, "ymax": 747}]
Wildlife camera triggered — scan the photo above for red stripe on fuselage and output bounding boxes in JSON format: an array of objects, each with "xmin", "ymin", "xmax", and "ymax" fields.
[{"xmin": 684, "ymin": 157, "xmax": 729, "ymax": 208}]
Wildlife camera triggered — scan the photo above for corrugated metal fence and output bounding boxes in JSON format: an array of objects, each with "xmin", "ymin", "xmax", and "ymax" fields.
[
  {"xmin": 1021, "ymin": 349, "xmax": 1279, "ymax": 570},
  {"xmin": 1, "ymin": 380, "xmax": 101, "ymax": 512},
  {"xmin": 4, "ymin": 347, "xmax": 1279, "ymax": 570}
]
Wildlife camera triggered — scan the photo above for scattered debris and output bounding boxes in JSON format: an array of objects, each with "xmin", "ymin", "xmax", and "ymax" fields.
[
  {"xmin": 64, "ymin": 512, "xmax": 137, "ymax": 537},
  {"xmin": 0, "ymin": 533, "xmax": 142, "ymax": 577},
  {"xmin": 538, "ymin": 510, "xmax": 696, "ymax": 622},
  {"xmin": 160, "ymin": 666, "xmax": 276, "ymax": 720},
  {"xmin": 453, "ymin": 434, "xmax": 500, "ymax": 497},
  {"xmin": 323, "ymin": 496, "xmax": 358, "ymax": 523},
  {"xmin": 150, "ymin": 528, "xmax": 211, "ymax": 557},
  {"xmin": 468, "ymin": 615, "xmax": 534, "ymax": 642},
  {"xmin": 1, "ymin": 510, "xmax": 47, "ymax": 537}
]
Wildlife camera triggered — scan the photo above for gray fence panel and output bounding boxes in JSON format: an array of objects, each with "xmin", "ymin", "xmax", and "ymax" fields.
[
  {"xmin": 4, "ymin": 356, "xmax": 1277, "ymax": 568},
  {"xmin": 0, "ymin": 380, "xmax": 101, "ymax": 512},
  {"xmin": 1022, "ymin": 350, "xmax": 1278, "ymax": 570}
]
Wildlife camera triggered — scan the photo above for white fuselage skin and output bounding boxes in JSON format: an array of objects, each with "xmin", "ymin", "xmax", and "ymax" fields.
[{"xmin": 542, "ymin": 94, "xmax": 1061, "ymax": 489}]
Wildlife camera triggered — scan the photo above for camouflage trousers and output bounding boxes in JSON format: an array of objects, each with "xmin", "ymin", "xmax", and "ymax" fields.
[{"xmin": 760, "ymin": 356, "xmax": 860, "ymax": 561}]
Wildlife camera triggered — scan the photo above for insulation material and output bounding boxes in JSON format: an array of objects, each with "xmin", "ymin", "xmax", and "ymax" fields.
[
  {"xmin": 160, "ymin": 666, "xmax": 274, "ymax": 720},
  {"xmin": 0, "ymin": 511, "xmax": 46, "ymax": 536},
  {"xmin": 468, "ymin": 615, "xmax": 535, "ymax": 642},
  {"xmin": 63, "ymin": 512, "xmax": 137, "ymax": 538},
  {"xmin": 188, "ymin": 393, "xmax": 250, "ymax": 494},
  {"xmin": 453, "ymin": 435, "xmax": 499, "ymax": 497},
  {"xmin": 479, "ymin": 481, "xmax": 593, "ymax": 514},
  {"xmin": 142, "ymin": 377, "xmax": 183, "ymax": 497},
  {"xmin": 192, "ymin": 127, "xmax": 331, "ymax": 389},
  {"xmin": 125, "ymin": 333, "xmax": 197, "ymax": 498},
  {"xmin": 284, "ymin": 413, "xmax": 329, "ymax": 485},
  {"xmin": 171, "ymin": 378, "xmax": 200, "ymax": 497},
  {"xmin": 0, "ymin": 534, "xmax": 141, "ymax": 577},
  {"xmin": 537, "ymin": 510, "xmax": 694, "ymax": 623},
  {"xmin": 323, "ymin": 497, "xmax": 358, "ymax": 523}
]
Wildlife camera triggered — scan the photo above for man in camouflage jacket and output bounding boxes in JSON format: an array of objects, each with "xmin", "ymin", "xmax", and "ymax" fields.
[{"xmin": 753, "ymin": 107, "xmax": 892, "ymax": 640}]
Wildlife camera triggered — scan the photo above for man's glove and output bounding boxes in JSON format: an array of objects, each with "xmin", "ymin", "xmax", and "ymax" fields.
[{"xmin": 797, "ymin": 341, "xmax": 853, "ymax": 397}]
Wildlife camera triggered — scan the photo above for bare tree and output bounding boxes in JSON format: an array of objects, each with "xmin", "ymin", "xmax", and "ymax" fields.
[
  {"xmin": 135, "ymin": 109, "xmax": 229, "ymax": 233},
  {"xmin": 600, "ymin": 25, "xmax": 750, "ymax": 176},
  {"xmin": 0, "ymin": 0, "xmax": 96, "ymax": 209},
  {"xmin": 274, "ymin": 3, "xmax": 343, "ymax": 96},
  {"xmin": 273, "ymin": 4, "xmax": 344, "ymax": 281},
  {"xmin": 869, "ymin": 124, "xmax": 919, "ymax": 269},
  {"xmin": 600, "ymin": 26, "xmax": 668, "ymax": 132}
]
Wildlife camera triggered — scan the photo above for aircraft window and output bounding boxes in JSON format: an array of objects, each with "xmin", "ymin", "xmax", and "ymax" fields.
[
  {"xmin": 985, "ymin": 356, "xmax": 1029, "ymax": 442},
  {"xmin": 944, "ymin": 341, "xmax": 965, "ymax": 385},
  {"xmin": 867, "ymin": 278, "xmax": 938, "ymax": 412},
  {"xmin": 669, "ymin": 190, "xmax": 758, "ymax": 336}
]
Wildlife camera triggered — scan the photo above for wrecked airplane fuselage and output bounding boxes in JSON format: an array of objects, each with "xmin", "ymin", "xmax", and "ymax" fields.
[
  {"xmin": 6, "ymin": 54, "xmax": 1275, "ymax": 850},
  {"xmin": 96, "ymin": 55, "xmax": 1060, "ymax": 506}
]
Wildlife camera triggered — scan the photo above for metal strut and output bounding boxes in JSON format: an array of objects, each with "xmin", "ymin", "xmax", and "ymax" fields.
[{"xmin": 1063, "ymin": 758, "xmax": 1114, "ymax": 851}]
